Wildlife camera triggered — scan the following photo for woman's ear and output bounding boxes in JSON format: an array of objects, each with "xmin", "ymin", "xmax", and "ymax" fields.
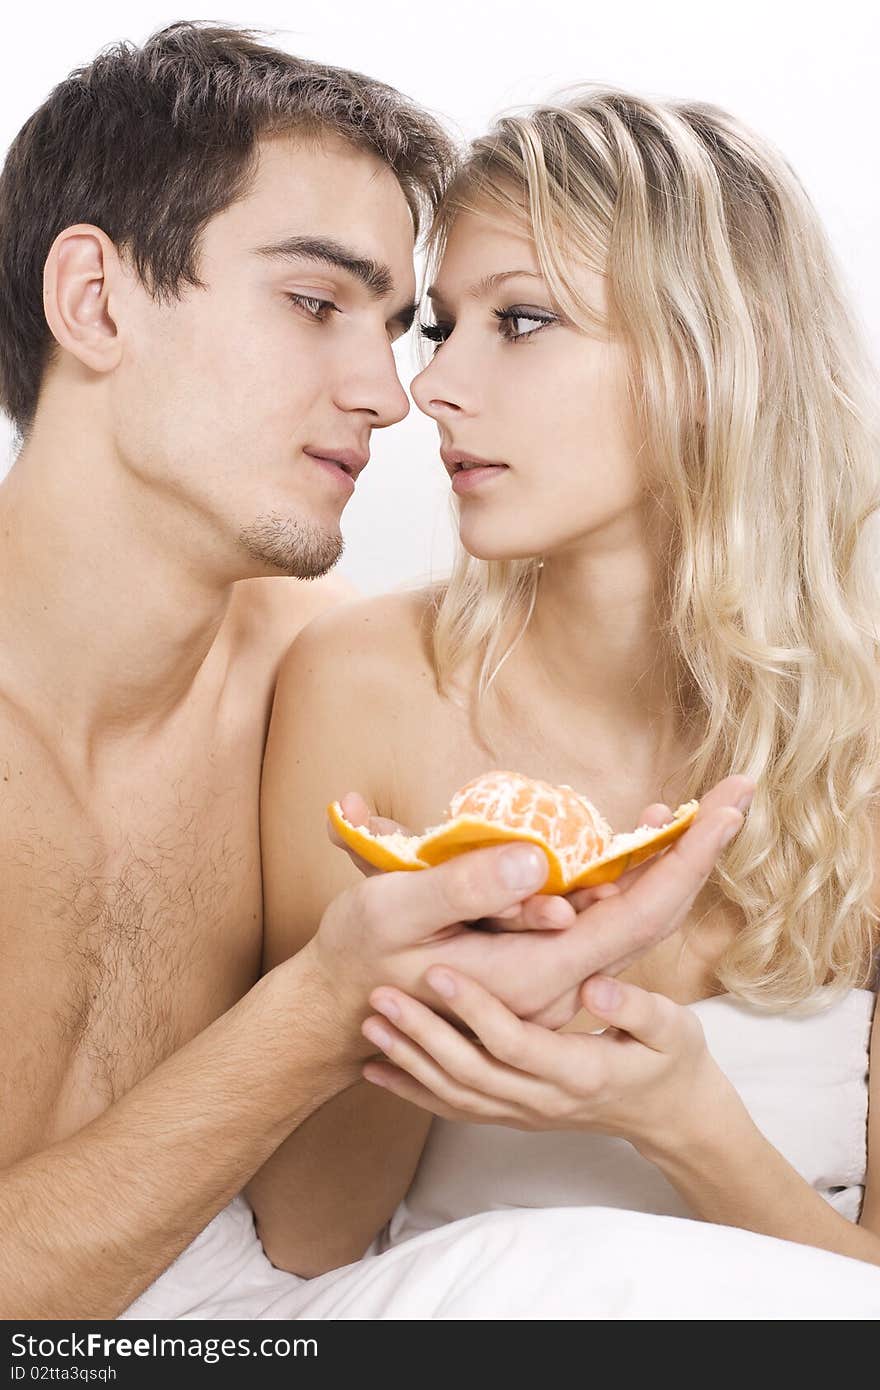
[{"xmin": 42, "ymin": 224, "xmax": 124, "ymax": 375}]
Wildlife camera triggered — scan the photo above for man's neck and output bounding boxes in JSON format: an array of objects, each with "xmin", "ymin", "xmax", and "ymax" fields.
[{"xmin": 0, "ymin": 422, "xmax": 237, "ymax": 752}]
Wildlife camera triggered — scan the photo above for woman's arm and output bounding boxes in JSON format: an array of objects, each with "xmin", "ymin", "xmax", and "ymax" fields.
[
  {"xmin": 859, "ymin": 980, "xmax": 880, "ymax": 1231},
  {"xmin": 640, "ymin": 988, "xmax": 879, "ymax": 1262},
  {"xmin": 246, "ymin": 597, "xmax": 433, "ymax": 1278},
  {"xmin": 640, "ymin": 1021, "xmax": 880, "ymax": 1265},
  {"xmin": 357, "ymin": 970, "xmax": 880, "ymax": 1267}
]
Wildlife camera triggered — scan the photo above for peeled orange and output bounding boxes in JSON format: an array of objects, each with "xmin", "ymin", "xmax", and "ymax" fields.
[{"xmin": 329, "ymin": 770, "xmax": 698, "ymax": 894}]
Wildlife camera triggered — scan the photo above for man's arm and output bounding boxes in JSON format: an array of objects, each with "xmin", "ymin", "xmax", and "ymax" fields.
[{"xmin": 0, "ymin": 950, "xmax": 359, "ymax": 1319}]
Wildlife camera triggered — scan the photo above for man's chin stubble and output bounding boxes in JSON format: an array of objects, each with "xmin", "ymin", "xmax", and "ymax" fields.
[{"xmin": 239, "ymin": 513, "xmax": 344, "ymax": 579}]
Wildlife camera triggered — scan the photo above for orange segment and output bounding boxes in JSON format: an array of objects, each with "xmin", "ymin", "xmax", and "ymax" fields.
[
  {"xmin": 448, "ymin": 772, "xmax": 611, "ymax": 883},
  {"xmin": 328, "ymin": 773, "xmax": 699, "ymax": 894},
  {"xmin": 564, "ymin": 800, "xmax": 699, "ymax": 888}
]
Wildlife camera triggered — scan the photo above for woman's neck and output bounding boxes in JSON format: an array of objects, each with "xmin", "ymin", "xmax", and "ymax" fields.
[{"xmin": 519, "ymin": 527, "xmax": 682, "ymax": 738}]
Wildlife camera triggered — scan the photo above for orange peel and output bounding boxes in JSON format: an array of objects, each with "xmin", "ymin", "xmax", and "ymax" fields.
[{"xmin": 329, "ymin": 770, "xmax": 699, "ymax": 894}]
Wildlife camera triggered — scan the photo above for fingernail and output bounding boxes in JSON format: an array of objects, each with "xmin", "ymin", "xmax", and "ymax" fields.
[
  {"xmin": 736, "ymin": 790, "xmax": 754, "ymax": 814},
  {"xmin": 362, "ymin": 1020, "xmax": 394, "ymax": 1051},
  {"xmin": 426, "ymin": 968, "xmax": 456, "ymax": 999},
  {"xmin": 499, "ymin": 846, "xmax": 547, "ymax": 891},
  {"xmin": 588, "ymin": 977, "xmax": 620, "ymax": 1011},
  {"xmin": 718, "ymin": 814, "xmax": 742, "ymax": 848},
  {"xmin": 372, "ymin": 993, "xmax": 400, "ymax": 1022},
  {"xmin": 363, "ymin": 1066, "xmax": 389, "ymax": 1088}
]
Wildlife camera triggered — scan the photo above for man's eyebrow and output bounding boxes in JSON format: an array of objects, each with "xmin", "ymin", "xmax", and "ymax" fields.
[
  {"xmin": 427, "ymin": 269, "xmax": 543, "ymax": 303},
  {"xmin": 254, "ymin": 234, "xmax": 394, "ymax": 298}
]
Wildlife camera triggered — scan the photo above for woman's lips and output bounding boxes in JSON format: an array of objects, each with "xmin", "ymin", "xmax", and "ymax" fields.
[
  {"xmin": 441, "ymin": 448, "xmax": 511, "ymax": 496},
  {"xmin": 450, "ymin": 463, "xmax": 510, "ymax": 495}
]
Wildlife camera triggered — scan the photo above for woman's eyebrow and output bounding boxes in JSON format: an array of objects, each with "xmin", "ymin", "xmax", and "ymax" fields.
[{"xmin": 426, "ymin": 269, "xmax": 543, "ymax": 303}]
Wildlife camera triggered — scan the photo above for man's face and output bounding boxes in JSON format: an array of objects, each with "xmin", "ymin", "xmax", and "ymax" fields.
[{"xmin": 111, "ymin": 133, "xmax": 416, "ymax": 579}]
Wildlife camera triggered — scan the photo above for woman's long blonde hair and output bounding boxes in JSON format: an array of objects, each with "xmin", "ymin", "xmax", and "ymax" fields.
[{"xmin": 429, "ymin": 88, "xmax": 880, "ymax": 1009}]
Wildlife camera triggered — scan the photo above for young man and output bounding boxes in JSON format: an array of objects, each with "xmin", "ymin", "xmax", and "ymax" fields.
[{"xmin": 0, "ymin": 23, "xmax": 749, "ymax": 1318}]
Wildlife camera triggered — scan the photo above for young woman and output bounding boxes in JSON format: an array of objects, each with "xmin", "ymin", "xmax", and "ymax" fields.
[{"xmin": 251, "ymin": 87, "xmax": 880, "ymax": 1286}]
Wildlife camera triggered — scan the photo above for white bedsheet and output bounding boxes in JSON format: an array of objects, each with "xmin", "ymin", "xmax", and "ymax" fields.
[{"xmin": 121, "ymin": 1197, "xmax": 880, "ymax": 1320}]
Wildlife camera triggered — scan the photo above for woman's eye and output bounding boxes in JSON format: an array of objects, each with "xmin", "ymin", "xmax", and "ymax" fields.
[
  {"xmin": 287, "ymin": 294, "xmax": 339, "ymax": 321},
  {"xmin": 495, "ymin": 308, "xmax": 556, "ymax": 342},
  {"xmin": 417, "ymin": 309, "xmax": 556, "ymax": 350},
  {"xmin": 418, "ymin": 321, "xmax": 451, "ymax": 346}
]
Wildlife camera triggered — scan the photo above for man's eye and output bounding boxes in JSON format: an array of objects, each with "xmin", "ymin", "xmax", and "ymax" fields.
[{"xmin": 287, "ymin": 294, "xmax": 339, "ymax": 321}]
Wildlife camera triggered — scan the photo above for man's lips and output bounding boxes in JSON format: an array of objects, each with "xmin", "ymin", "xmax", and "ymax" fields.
[
  {"xmin": 440, "ymin": 448, "xmax": 510, "ymax": 479},
  {"xmin": 303, "ymin": 447, "xmax": 370, "ymax": 479}
]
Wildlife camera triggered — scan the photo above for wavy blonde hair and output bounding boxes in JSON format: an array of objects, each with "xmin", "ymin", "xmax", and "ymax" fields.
[{"xmin": 428, "ymin": 88, "xmax": 880, "ymax": 1010}]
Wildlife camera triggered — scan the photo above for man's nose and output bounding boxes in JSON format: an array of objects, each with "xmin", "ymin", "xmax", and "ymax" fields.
[{"xmin": 337, "ymin": 341, "xmax": 410, "ymax": 428}]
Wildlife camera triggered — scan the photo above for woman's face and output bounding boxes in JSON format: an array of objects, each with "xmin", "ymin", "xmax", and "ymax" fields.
[{"xmin": 411, "ymin": 207, "xmax": 646, "ymax": 563}]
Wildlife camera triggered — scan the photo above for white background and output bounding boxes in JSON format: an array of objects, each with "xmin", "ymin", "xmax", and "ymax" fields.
[{"xmin": 2, "ymin": 1, "xmax": 878, "ymax": 594}]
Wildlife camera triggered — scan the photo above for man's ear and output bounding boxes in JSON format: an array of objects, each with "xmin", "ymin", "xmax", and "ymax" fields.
[{"xmin": 42, "ymin": 224, "xmax": 124, "ymax": 375}]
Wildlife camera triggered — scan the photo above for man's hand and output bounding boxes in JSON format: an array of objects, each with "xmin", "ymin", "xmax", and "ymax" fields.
[
  {"xmin": 330, "ymin": 792, "xmax": 576, "ymax": 932},
  {"xmin": 306, "ymin": 774, "xmax": 753, "ymax": 1034}
]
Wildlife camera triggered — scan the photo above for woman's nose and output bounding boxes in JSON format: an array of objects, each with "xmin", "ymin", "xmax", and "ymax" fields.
[{"xmin": 411, "ymin": 354, "xmax": 467, "ymax": 420}]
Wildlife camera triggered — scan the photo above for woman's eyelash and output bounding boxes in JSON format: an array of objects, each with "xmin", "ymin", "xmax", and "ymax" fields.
[
  {"xmin": 419, "ymin": 322, "xmax": 450, "ymax": 343},
  {"xmin": 493, "ymin": 308, "xmax": 557, "ymax": 340},
  {"xmin": 418, "ymin": 308, "xmax": 557, "ymax": 347},
  {"xmin": 287, "ymin": 293, "xmax": 339, "ymax": 321}
]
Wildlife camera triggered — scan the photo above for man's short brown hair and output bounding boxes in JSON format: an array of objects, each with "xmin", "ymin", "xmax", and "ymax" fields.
[{"xmin": 0, "ymin": 21, "xmax": 454, "ymax": 433}]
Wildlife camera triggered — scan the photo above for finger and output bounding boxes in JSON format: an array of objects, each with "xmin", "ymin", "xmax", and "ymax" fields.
[
  {"xmin": 484, "ymin": 893, "xmax": 577, "ymax": 932},
  {"xmin": 365, "ymin": 986, "xmax": 550, "ymax": 1104},
  {"xmin": 419, "ymin": 969, "xmax": 607, "ymax": 1096},
  {"xmin": 327, "ymin": 792, "xmax": 419, "ymax": 878},
  {"xmin": 361, "ymin": 1008, "xmax": 527, "ymax": 1117},
  {"xmin": 564, "ymin": 803, "xmax": 693, "ymax": 910},
  {"xmin": 556, "ymin": 798, "xmax": 747, "ymax": 982},
  {"xmin": 337, "ymin": 791, "xmax": 371, "ymax": 828},
  {"xmin": 579, "ymin": 975, "xmax": 697, "ymax": 1053},
  {"xmin": 420, "ymin": 969, "xmax": 585, "ymax": 1087},
  {"xmin": 526, "ymin": 985, "xmax": 585, "ymax": 1029},
  {"xmin": 691, "ymin": 774, "xmax": 755, "ymax": 821},
  {"xmin": 349, "ymin": 840, "xmax": 550, "ymax": 944},
  {"xmin": 362, "ymin": 1062, "xmax": 463, "ymax": 1119},
  {"xmin": 334, "ymin": 792, "xmax": 413, "ymax": 838},
  {"xmin": 565, "ymin": 881, "xmax": 622, "ymax": 914}
]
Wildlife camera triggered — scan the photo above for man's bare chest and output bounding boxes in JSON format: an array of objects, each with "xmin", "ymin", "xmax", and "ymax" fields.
[{"xmin": 5, "ymin": 732, "xmax": 265, "ymax": 1140}]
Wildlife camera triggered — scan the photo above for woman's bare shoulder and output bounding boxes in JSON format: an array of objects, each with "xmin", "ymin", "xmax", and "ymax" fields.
[
  {"xmin": 277, "ymin": 585, "xmax": 440, "ymax": 693},
  {"xmin": 262, "ymin": 588, "xmax": 445, "ymax": 868}
]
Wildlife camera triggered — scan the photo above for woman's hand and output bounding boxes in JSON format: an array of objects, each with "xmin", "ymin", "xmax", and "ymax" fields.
[
  {"xmin": 331, "ymin": 794, "xmax": 689, "ymax": 938},
  {"xmin": 360, "ymin": 969, "xmax": 742, "ymax": 1159},
  {"xmin": 313, "ymin": 774, "xmax": 750, "ymax": 1031}
]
